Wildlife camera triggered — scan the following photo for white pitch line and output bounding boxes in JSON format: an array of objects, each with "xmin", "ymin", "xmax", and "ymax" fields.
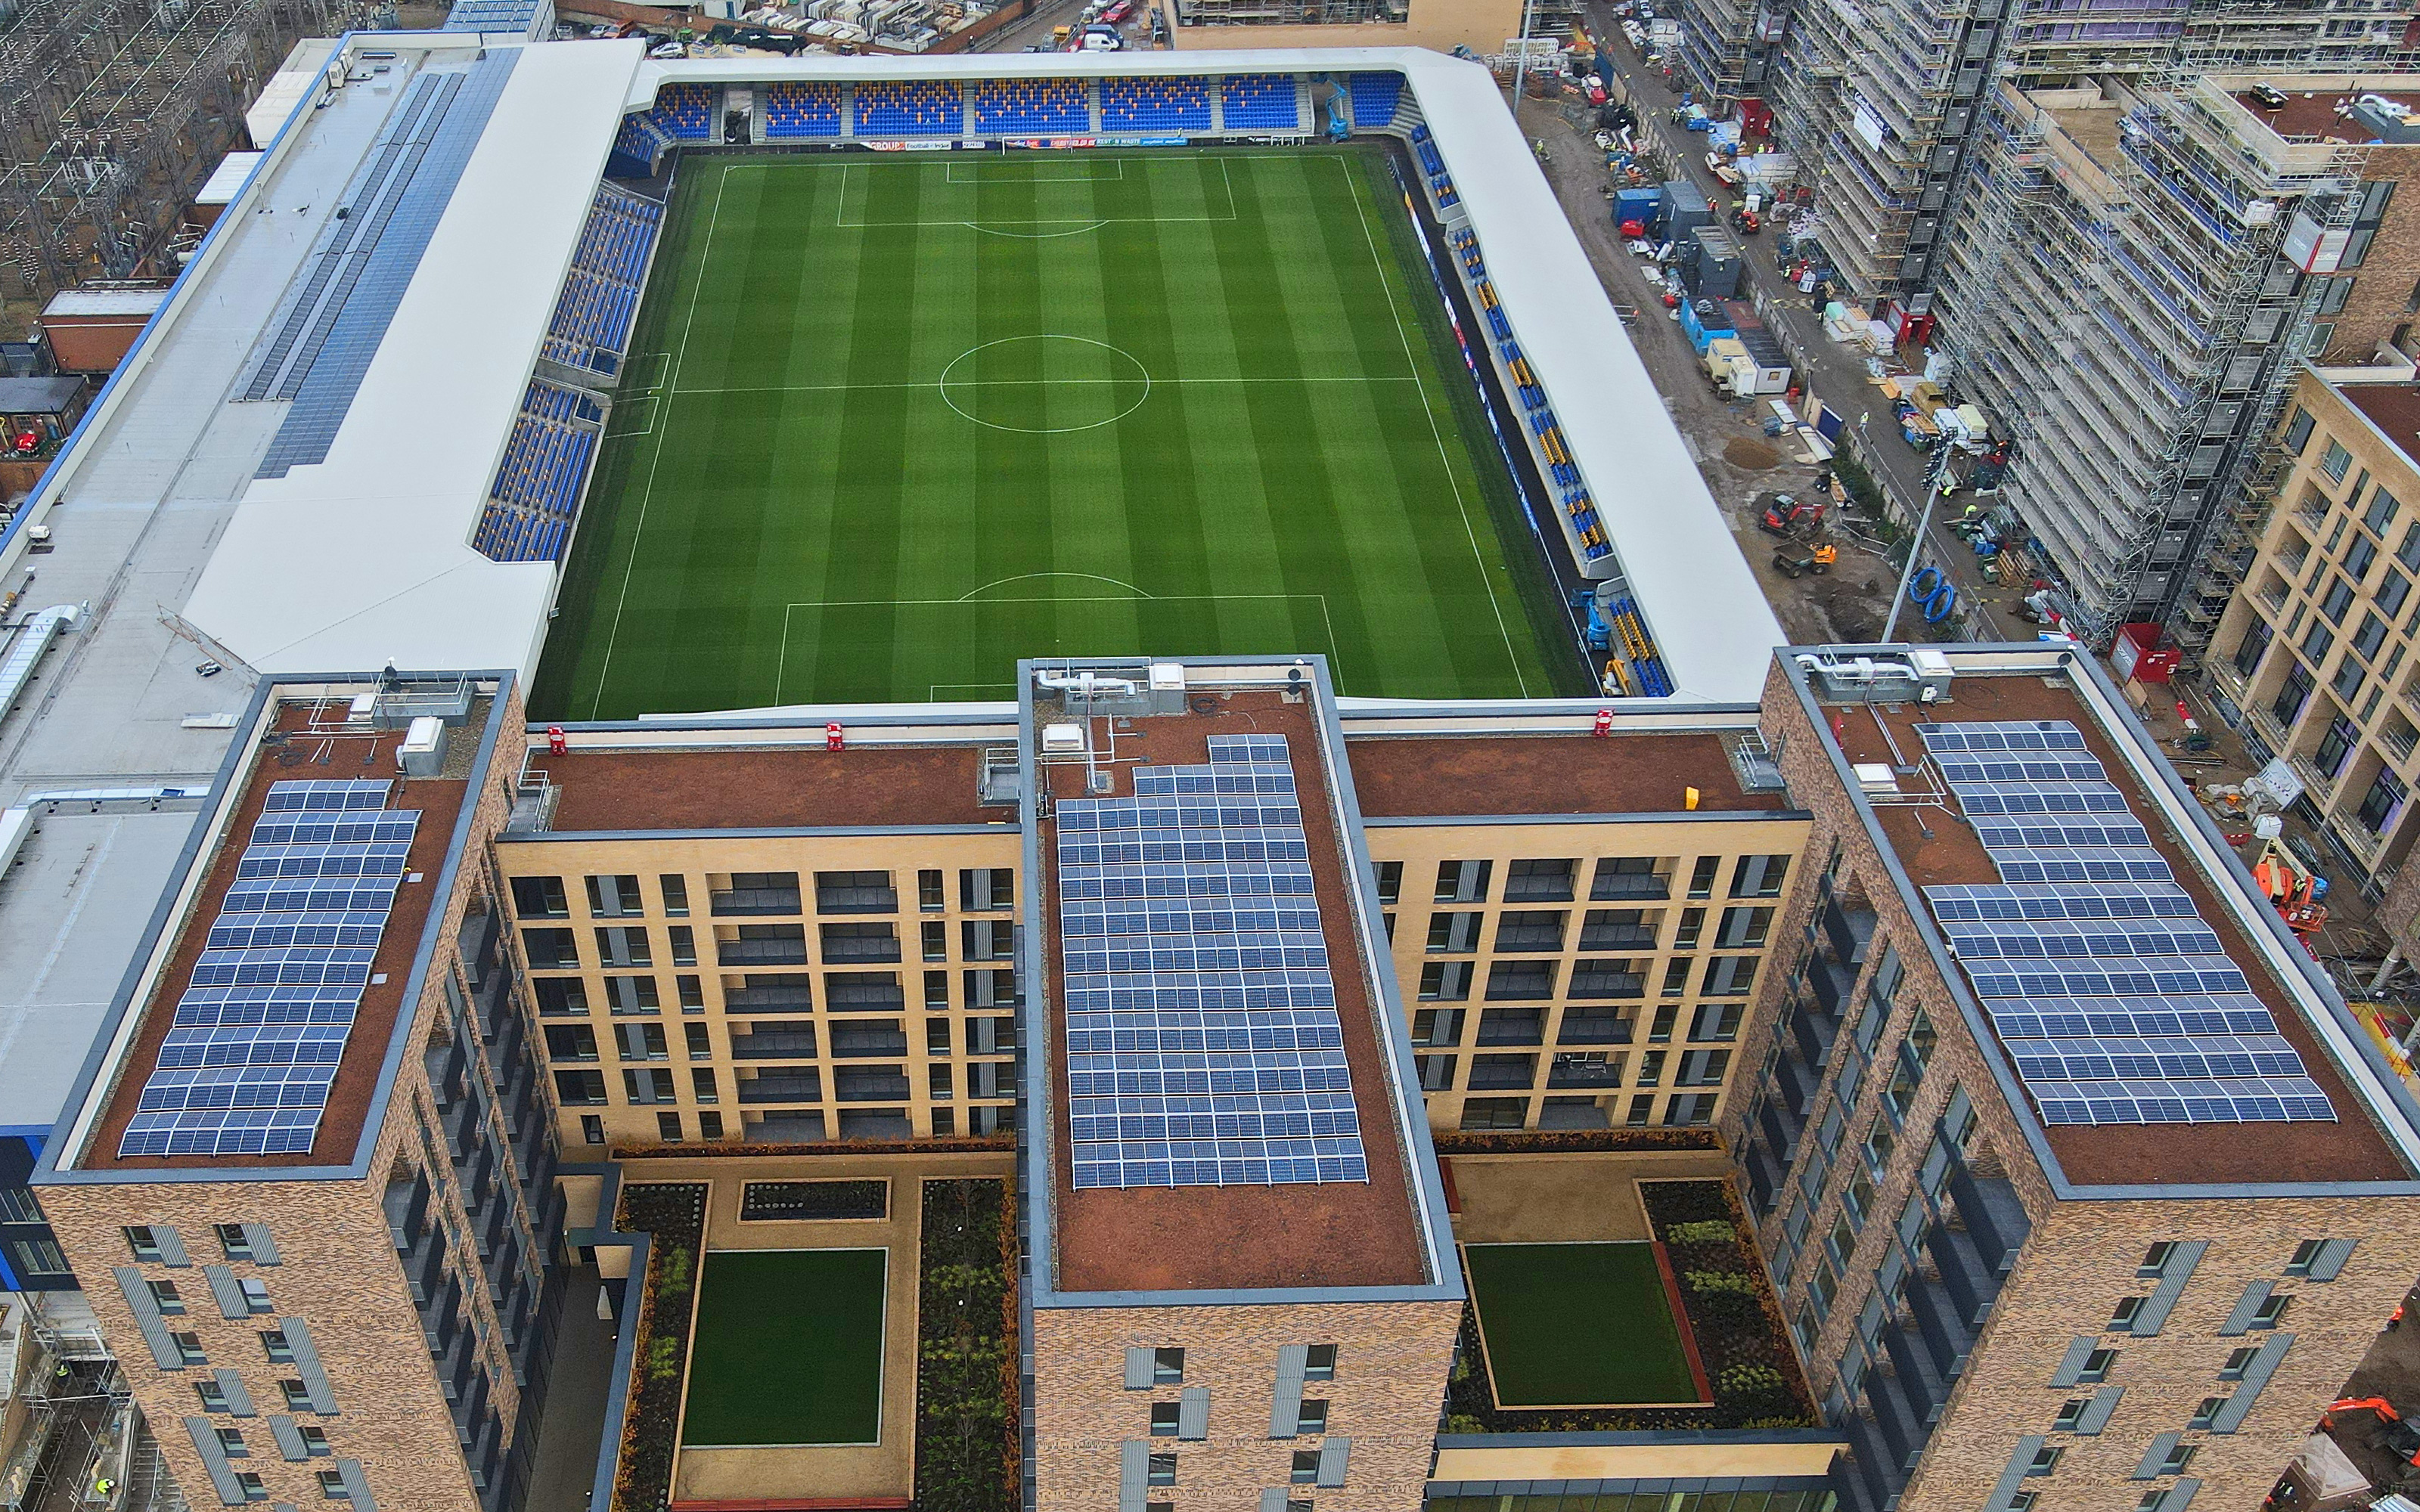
[
  {"xmin": 589, "ymin": 162, "xmax": 731, "ymax": 720},
  {"xmin": 1336, "ymin": 156, "xmax": 1532, "ymax": 699},
  {"xmin": 672, "ymin": 375, "xmax": 1417, "ymax": 397}
]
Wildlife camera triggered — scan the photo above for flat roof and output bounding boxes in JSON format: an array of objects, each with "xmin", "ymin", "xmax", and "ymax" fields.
[
  {"xmin": 40, "ymin": 287, "xmax": 169, "ymax": 318},
  {"xmin": 71, "ymin": 695, "xmax": 482, "ymax": 1172},
  {"xmin": 520, "ymin": 743, "xmax": 1002, "ymax": 831},
  {"xmin": 1345, "ymin": 732, "xmax": 1789, "ymax": 818},
  {"xmin": 2239, "ymin": 82, "xmax": 2420, "ymax": 143},
  {"xmin": 2336, "ymin": 378, "xmax": 2420, "ymax": 460},
  {"xmin": 1831, "ymin": 671, "xmax": 2406, "ymax": 1186},
  {"xmin": 1038, "ymin": 687, "xmax": 1429, "ymax": 1292}
]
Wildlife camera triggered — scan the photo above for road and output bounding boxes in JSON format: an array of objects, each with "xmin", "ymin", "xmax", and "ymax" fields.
[{"xmin": 1527, "ymin": 21, "xmax": 2030, "ymax": 645}]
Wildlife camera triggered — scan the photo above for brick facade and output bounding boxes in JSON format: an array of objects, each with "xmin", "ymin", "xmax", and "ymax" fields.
[{"xmin": 1030, "ymin": 1299, "xmax": 1461, "ymax": 1512}]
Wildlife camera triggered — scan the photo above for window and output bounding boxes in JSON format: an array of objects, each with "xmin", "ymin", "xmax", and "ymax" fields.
[
  {"xmin": 1460, "ymin": 1097, "xmax": 1528, "ymax": 1130},
  {"xmin": 2234, "ymin": 618, "xmax": 2273, "ymax": 677},
  {"xmin": 586, "ymin": 875, "xmax": 643, "ymax": 917},
  {"xmin": 2359, "ymin": 767, "xmax": 2408, "ymax": 832},
  {"xmin": 2137, "ymin": 1242, "xmax": 2176, "ymax": 1278},
  {"xmin": 658, "ymin": 1111, "xmax": 684, "ymax": 1142},
  {"xmin": 2109, "ymin": 1297, "xmax": 2145, "ymax": 1331},
  {"xmin": 700, "ymin": 1111, "xmax": 724, "ymax": 1140},
  {"xmin": 1150, "ymin": 1402, "xmax": 1181, "ymax": 1436},
  {"xmin": 1674, "ymin": 907, "xmax": 1704, "ymax": 949},
  {"xmin": 281, "ymin": 1380, "xmax": 312, "ymax": 1411},
  {"xmin": 1153, "ymin": 1348, "xmax": 1184, "ymax": 1384},
  {"xmin": 1374, "ymin": 861, "xmax": 1401, "ymax": 905},
  {"xmin": 1434, "ymin": 860, "xmax": 1492, "ymax": 903},
  {"xmin": 173, "ymin": 1334, "xmax": 206, "ymax": 1367},
  {"xmin": 1418, "ymin": 962, "xmax": 1472, "ymax": 1002},
  {"xmin": 1714, "ymin": 906, "xmax": 1772, "ymax": 948},
  {"xmin": 2285, "ymin": 1238, "xmax": 2329, "ymax": 1275},
  {"xmin": 235, "ymin": 1475, "xmax": 267, "ymax": 1503},
  {"xmin": 2320, "ymin": 576, "xmax": 2356, "ymax": 624},
  {"xmin": 2052, "ymin": 1398, "xmax": 2086, "ymax": 1432},
  {"xmin": 2322, "ymin": 438, "xmax": 2354, "ymax": 482},
  {"xmin": 1730, "ymin": 854, "xmax": 1789, "ymax": 897},
  {"xmin": 2348, "ymin": 532, "xmax": 2382, "ymax": 584},
  {"xmin": 554, "ymin": 1070, "xmax": 608, "ymax": 1105},
  {"xmin": 920, "ymin": 869, "xmax": 946, "ymax": 910},
  {"xmin": 238, "ymin": 1278, "xmax": 273, "ymax": 1314},
  {"xmin": 2027, "ymin": 1445, "xmax": 2062, "ymax": 1476},
  {"xmin": 149, "ymin": 1279, "xmax": 185, "ymax": 1315},
  {"xmin": 2283, "ymin": 405, "xmax": 2316, "ymax": 454},
  {"xmin": 2273, "ymin": 662, "xmax": 2314, "ymax": 726},
  {"xmin": 1426, "ymin": 911, "xmax": 1483, "ymax": 953},
  {"xmin": 215, "ymin": 1223, "xmax": 255, "ymax": 1261},
  {"xmin": 317, "ymin": 1470, "xmax": 349, "ymax": 1500},
  {"xmin": 660, "ymin": 874, "xmax": 689, "ymax": 916},
  {"xmin": 1146, "ymin": 1454, "xmax": 1177, "ymax": 1487},
  {"xmin": 2077, "ymin": 1348, "xmax": 2116, "ymax": 1384},
  {"xmin": 960, "ymin": 868, "xmax": 1013, "ymax": 911},
  {"xmin": 126, "ymin": 1225, "xmax": 166, "ymax": 1262},
  {"xmin": 2189, "ymin": 1396, "xmax": 2224, "ymax": 1430},
  {"xmin": 1292, "ymin": 1451, "xmax": 1321, "ymax": 1484},
  {"xmin": 2219, "ymin": 1346, "xmax": 2259, "ymax": 1380},
  {"xmin": 261, "ymin": 1330, "xmax": 293, "ymax": 1364},
  {"xmin": 1688, "ymin": 856, "xmax": 1720, "ymax": 899},
  {"xmin": 2158, "ymin": 1442, "xmax": 2196, "ymax": 1476},
  {"xmin": 196, "ymin": 1380, "xmax": 230, "ymax": 1412},
  {"xmin": 216, "ymin": 1427, "xmax": 249, "ymax": 1458},
  {"xmin": 581, "ymin": 1114, "xmax": 604, "ymax": 1145},
  {"xmin": 1304, "ymin": 1343, "xmax": 1337, "ymax": 1380},
  {"xmin": 2316, "ymin": 715, "xmax": 2358, "ymax": 778},
  {"xmin": 2251, "ymin": 1291, "xmax": 2292, "ymax": 1329},
  {"xmin": 510, "ymin": 875, "xmax": 568, "ymax": 918},
  {"xmin": 1295, "ymin": 1399, "xmax": 1329, "ymax": 1434}
]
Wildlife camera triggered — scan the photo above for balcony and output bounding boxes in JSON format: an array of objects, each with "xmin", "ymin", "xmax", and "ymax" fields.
[
  {"xmin": 729, "ymin": 1028, "xmax": 819, "ymax": 1061},
  {"xmin": 835, "ymin": 1067, "xmax": 912, "ymax": 1102},
  {"xmin": 1546, "ymin": 1056, "xmax": 1623, "ymax": 1089},
  {"xmin": 712, "ymin": 888, "xmax": 802, "ymax": 917},
  {"xmin": 821, "ymin": 932, "xmax": 903, "ymax": 965},
  {"xmin": 1556, "ymin": 1015, "xmax": 1634, "ymax": 1046},
  {"xmin": 1578, "ymin": 923, "xmax": 1658, "ymax": 950},
  {"xmin": 1466, "ymin": 1056, "xmax": 1537, "ymax": 1090},
  {"xmin": 1475, "ymin": 1009, "xmax": 1545, "ymax": 1046},
  {"xmin": 829, "ymin": 1025, "xmax": 911, "ymax": 1058},
  {"xmin": 725, "ymin": 982, "xmax": 813, "ymax": 1013},
  {"xmin": 1590, "ymin": 873, "xmax": 1671, "ymax": 901},
  {"xmin": 717, "ymin": 937, "xmax": 809, "ymax": 968},
  {"xmin": 738, "ymin": 1072, "xmax": 824, "ymax": 1104}
]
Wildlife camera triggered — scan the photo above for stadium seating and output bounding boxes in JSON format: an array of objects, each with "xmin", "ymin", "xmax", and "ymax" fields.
[
  {"xmin": 542, "ymin": 188, "xmax": 664, "ymax": 373},
  {"xmin": 1100, "ymin": 76, "xmax": 1211, "ymax": 132},
  {"xmin": 1221, "ymin": 74, "xmax": 1300, "ymax": 131},
  {"xmin": 614, "ymin": 112, "xmax": 677, "ymax": 173},
  {"xmin": 855, "ymin": 79, "xmax": 963, "ymax": 136},
  {"xmin": 761, "ymin": 82, "xmax": 843, "ymax": 138},
  {"xmin": 654, "ymin": 83, "xmax": 717, "ymax": 140},
  {"xmin": 1346, "ymin": 72, "xmax": 1402, "ymax": 128},
  {"xmin": 971, "ymin": 78, "xmax": 1090, "ymax": 135},
  {"xmin": 474, "ymin": 382, "xmax": 607, "ymax": 562}
]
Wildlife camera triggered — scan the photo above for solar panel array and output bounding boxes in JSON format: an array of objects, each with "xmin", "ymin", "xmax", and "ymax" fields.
[
  {"xmin": 119, "ymin": 779, "xmax": 419, "ymax": 1158},
  {"xmin": 1055, "ymin": 734, "xmax": 1370, "ymax": 1190},
  {"xmin": 1916, "ymin": 720, "xmax": 2335, "ymax": 1127}
]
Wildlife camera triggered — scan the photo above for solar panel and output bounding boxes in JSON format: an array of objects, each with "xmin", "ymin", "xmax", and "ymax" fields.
[
  {"xmin": 1917, "ymin": 719, "xmax": 2335, "ymax": 1127},
  {"xmin": 1055, "ymin": 734, "xmax": 1370, "ymax": 1191},
  {"xmin": 119, "ymin": 782, "xmax": 420, "ymax": 1160}
]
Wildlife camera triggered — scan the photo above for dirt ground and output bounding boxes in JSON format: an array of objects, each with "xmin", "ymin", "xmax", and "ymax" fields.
[{"xmin": 1446, "ymin": 1149, "xmax": 1736, "ymax": 1244}]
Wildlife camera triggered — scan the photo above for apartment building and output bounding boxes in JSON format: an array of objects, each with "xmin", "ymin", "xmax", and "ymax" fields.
[
  {"xmin": 1727, "ymin": 643, "xmax": 2420, "ymax": 1511},
  {"xmin": 492, "ymin": 729, "xmax": 1025, "ymax": 1149},
  {"xmin": 2206, "ymin": 362, "xmax": 2420, "ymax": 892},
  {"xmin": 30, "ymin": 675, "xmax": 567, "ymax": 1512},
  {"xmin": 1345, "ymin": 725, "xmax": 1809, "ymax": 1135},
  {"xmin": 1935, "ymin": 74, "xmax": 2420, "ymax": 647},
  {"xmin": 1159, "ymin": 0, "xmax": 1575, "ymax": 58},
  {"xmin": 1020, "ymin": 658, "xmax": 1463, "ymax": 1512}
]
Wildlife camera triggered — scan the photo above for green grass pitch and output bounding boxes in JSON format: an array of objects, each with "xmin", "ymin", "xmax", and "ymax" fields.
[
  {"xmin": 532, "ymin": 147, "xmax": 1584, "ymax": 717},
  {"xmin": 681, "ymin": 1248, "xmax": 887, "ymax": 1446},
  {"xmin": 1462, "ymin": 1242, "xmax": 1704, "ymax": 1408}
]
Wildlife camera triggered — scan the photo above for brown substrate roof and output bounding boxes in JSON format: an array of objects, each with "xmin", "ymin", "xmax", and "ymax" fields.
[
  {"xmin": 84, "ymin": 711, "xmax": 468, "ymax": 1171},
  {"xmin": 1838, "ymin": 674, "xmax": 2406, "ymax": 1186},
  {"xmin": 530, "ymin": 745, "xmax": 997, "ymax": 831},
  {"xmin": 1044, "ymin": 692, "xmax": 1429, "ymax": 1293},
  {"xmin": 1346, "ymin": 733, "xmax": 1788, "ymax": 818}
]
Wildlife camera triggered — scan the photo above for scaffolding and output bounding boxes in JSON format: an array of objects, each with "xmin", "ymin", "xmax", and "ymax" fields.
[
  {"xmin": 1933, "ymin": 71, "xmax": 2369, "ymax": 646},
  {"xmin": 0, "ymin": 0, "xmax": 389, "ymax": 302},
  {"xmin": 2, "ymin": 1296, "xmax": 181, "ymax": 1512}
]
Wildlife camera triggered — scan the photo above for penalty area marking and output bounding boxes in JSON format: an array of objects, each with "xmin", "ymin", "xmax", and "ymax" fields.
[
  {"xmin": 773, "ymin": 591, "xmax": 1342, "ymax": 705},
  {"xmin": 833, "ymin": 157, "xmax": 1237, "ymax": 228}
]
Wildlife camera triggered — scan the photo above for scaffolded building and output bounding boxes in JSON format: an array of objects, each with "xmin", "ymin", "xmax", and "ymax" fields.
[
  {"xmin": 1693, "ymin": 0, "xmax": 2415, "ymax": 302},
  {"xmin": 1931, "ymin": 74, "xmax": 2407, "ymax": 647},
  {"xmin": 0, "ymin": 0, "xmax": 389, "ymax": 300}
]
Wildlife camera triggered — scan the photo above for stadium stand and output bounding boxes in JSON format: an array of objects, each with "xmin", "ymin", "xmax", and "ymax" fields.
[
  {"xmin": 473, "ymin": 382, "xmax": 606, "ymax": 562},
  {"xmin": 855, "ymin": 79, "xmax": 963, "ymax": 135},
  {"xmin": 1413, "ymin": 128, "xmax": 1457, "ymax": 208},
  {"xmin": 1100, "ymin": 76, "xmax": 1212, "ymax": 132},
  {"xmin": 1346, "ymin": 71, "xmax": 1402, "ymax": 128},
  {"xmin": 760, "ymin": 81, "xmax": 843, "ymax": 138},
  {"xmin": 1220, "ymin": 74, "xmax": 1299, "ymax": 131},
  {"xmin": 614, "ymin": 111, "xmax": 677, "ymax": 173},
  {"xmin": 970, "ymin": 77, "xmax": 1090, "ymax": 135},
  {"xmin": 653, "ymin": 82, "xmax": 717, "ymax": 139},
  {"xmin": 541, "ymin": 188, "xmax": 662, "ymax": 374}
]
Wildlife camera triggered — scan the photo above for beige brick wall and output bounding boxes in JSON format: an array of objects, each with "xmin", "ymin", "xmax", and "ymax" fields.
[{"xmin": 1031, "ymin": 1299, "xmax": 1460, "ymax": 1512}]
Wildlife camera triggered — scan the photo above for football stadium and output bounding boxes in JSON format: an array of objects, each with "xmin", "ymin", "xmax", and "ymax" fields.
[{"xmin": 8, "ymin": 36, "xmax": 1776, "ymax": 721}]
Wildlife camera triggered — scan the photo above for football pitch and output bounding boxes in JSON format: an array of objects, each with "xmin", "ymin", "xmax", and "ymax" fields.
[{"xmin": 531, "ymin": 147, "xmax": 1584, "ymax": 717}]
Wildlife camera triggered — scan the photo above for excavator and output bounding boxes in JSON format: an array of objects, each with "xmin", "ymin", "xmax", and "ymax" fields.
[{"xmin": 2321, "ymin": 1398, "xmax": 2420, "ymax": 1470}]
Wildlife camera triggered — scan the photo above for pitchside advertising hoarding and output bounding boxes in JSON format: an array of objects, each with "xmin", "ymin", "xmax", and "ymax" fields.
[{"xmin": 859, "ymin": 137, "xmax": 1194, "ymax": 150}]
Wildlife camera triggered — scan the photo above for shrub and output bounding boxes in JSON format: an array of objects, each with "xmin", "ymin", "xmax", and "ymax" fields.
[
  {"xmin": 1717, "ymin": 1363, "xmax": 1786, "ymax": 1397},
  {"xmin": 915, "ymin": 1179, "xmax": 1018, "ymax": 1512},
  {"xmin": 1665, "ymin": 1219, "xmax": 1736, "ymax": 1245},
  {"xmin": 1684, "ymin": 1270, "xmax": 1755, "ymax": 1295}
]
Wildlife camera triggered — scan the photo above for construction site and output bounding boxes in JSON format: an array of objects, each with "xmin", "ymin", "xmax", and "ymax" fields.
[
  {"xmin": 0, "ymin": 0, "xmax": 388, "ymax": 308},
  {"xmin": 1930, "ymin": 72, "xmax": 2411, "ymax": 650},
  {"xmin": 1, "ymin": 1295, "xmax": 183, "ymax": 1512}
]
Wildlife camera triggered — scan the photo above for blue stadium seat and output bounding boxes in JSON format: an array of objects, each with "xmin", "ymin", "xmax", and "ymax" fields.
[
  {"xmin": 474, "ymin": 381, "xmax": 605, "ymax": 562},
  {"xmin": 654, "ymin": 83, "xmax": 716, "ymax": 140},
  {"xmin": 1221, "ymin": 74, "xmax": 1299, "ymax": 131},
  {"xmin": 762, "ymin": 82, "xmax": 842, "ymax": 138},
  {"xmin": 854, "ymin": 79, "xmax": 963, "ymax": 137},
  {"xmin": 541, "ymin": 189, "xmax": 663, "ymax": 373},
  {"xmin": 970, "ymin": 78, "xmax": 1090, "ymax": 135},
  {"xmin": 1100, "ymin": 76, "xmax": 1211, "ymax": 132},
  {"xmin": 1346, "ymin": 72, "xmax": 1402, "ymax": 128}
]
